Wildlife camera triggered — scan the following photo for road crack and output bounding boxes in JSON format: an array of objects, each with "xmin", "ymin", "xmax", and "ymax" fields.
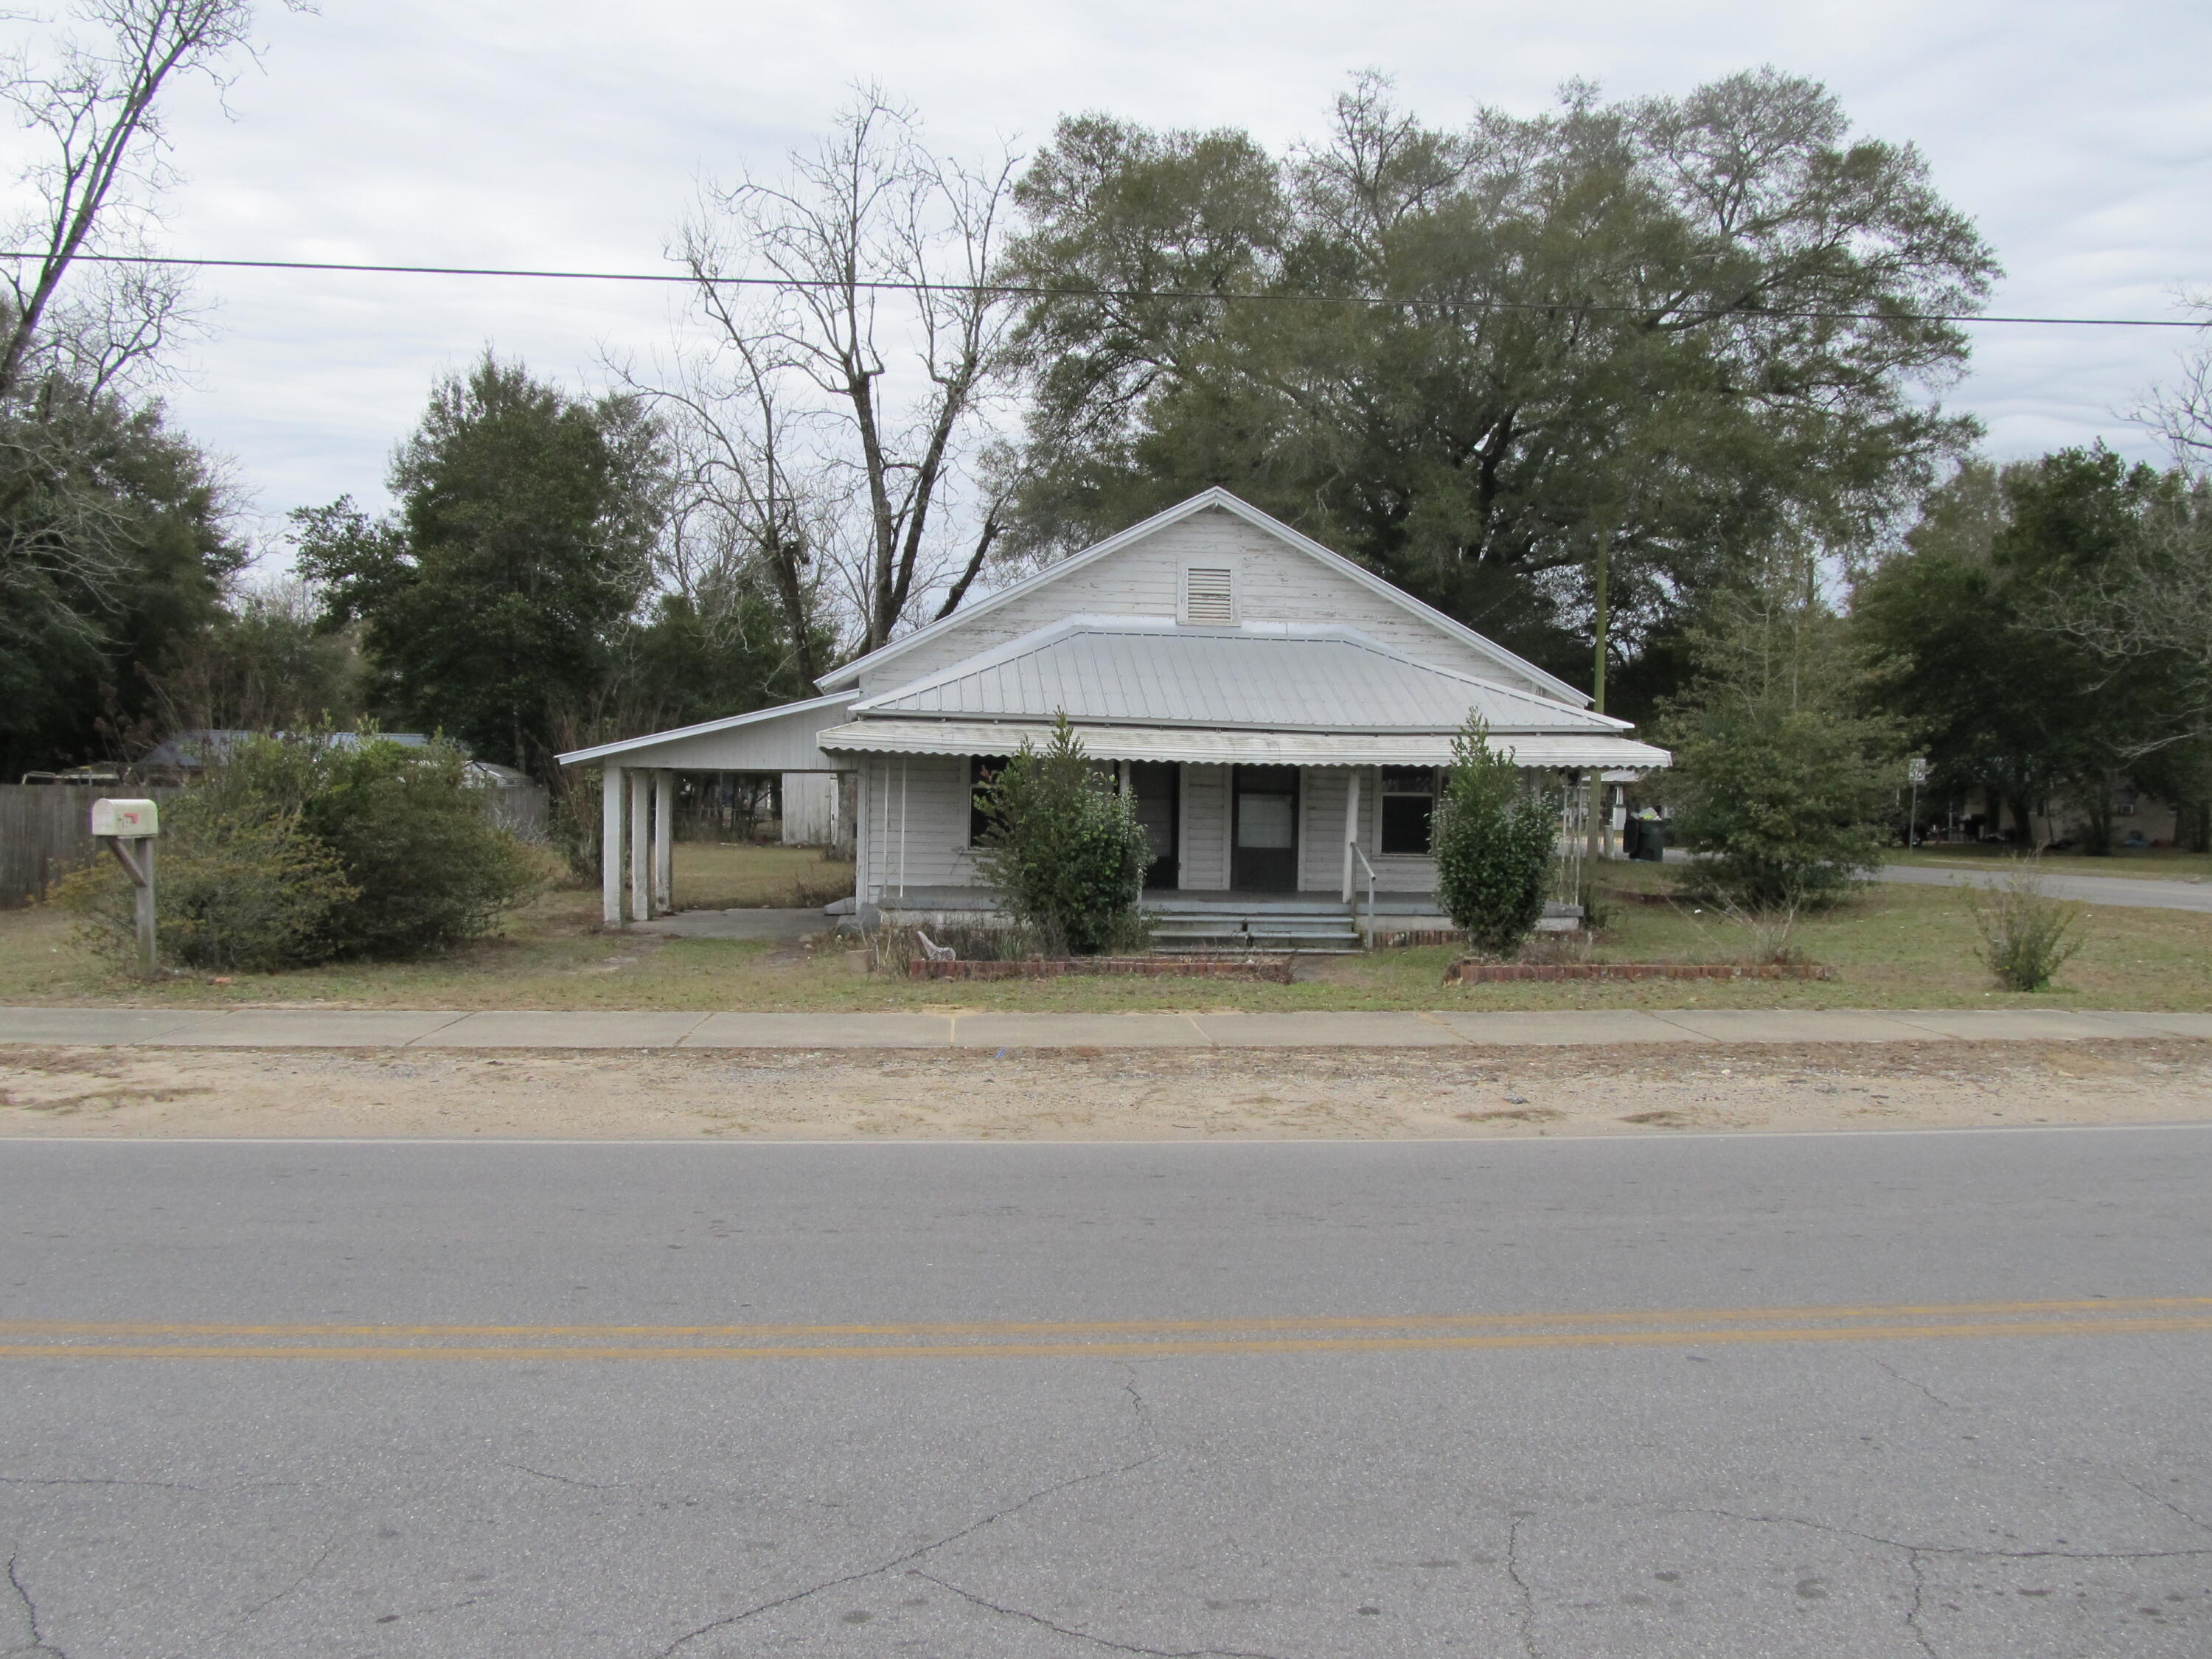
[
  {"xmin": 911, "ymin": 1568, "xmax": 1283, "ymax": 1658},
  {"xmin": 5, "ymin": 1553, "xmax": 63, "ymax": 1658},
  {"xmin": 1869, "ymin": 1357, "xmax": 1955, "ymax": 1409},
  {"xmin": 651, "ymin": 1453, "xmax": 1161, "ymax": 1656},
  {"xmin": 1502, "ymin": 1514, "xmax": 1542, "ymax": 1659},
  {"xmin": 1694, "ymin": 1506, "xmax": 2212, "ymax": 1562},
  {"xmin": 1902, "ymin": 1548, "xmax": 1938, "ymax": 1659},
  {"xmin": 501, "ymin": 1461, "xmax": 619, "ymax": 1491},
  {"xmin": 2121, "ymin": 1477, "xmax": 2212, "ymax": 1537},
  {"xmin": 0, "ymin": 1475, "xmax": 204, "ymax": 1495},
  {"xmin": 234, "ymin": 1534, "xmax": 341, "ymax": 1626}
]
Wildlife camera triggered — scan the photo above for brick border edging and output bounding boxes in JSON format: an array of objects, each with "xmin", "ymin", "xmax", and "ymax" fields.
[
  {"xmin": 1444, "ymin": 959, "xmax": 1837, "ymax": 984},
  {"xmin": 908, "ymin": 956, "xmax": 1295, "ymax": 983}
]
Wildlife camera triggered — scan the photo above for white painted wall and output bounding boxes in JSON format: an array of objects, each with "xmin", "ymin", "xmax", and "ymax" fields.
[
  {"xmin": 779, "ymin": 773, "xmax": 838, "ymax": 845},
  {"xmin": 858, "ymin": 509, "xmax": 1559, "ymax": 700}
]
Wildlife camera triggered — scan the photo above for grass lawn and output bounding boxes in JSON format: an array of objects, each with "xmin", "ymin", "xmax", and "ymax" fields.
[
  {"xmin": 2, "ymin": 841, "xmax": 2206, "ymax": 1014},
  {"xmin": 1885, "ymin": 845, "xmax": 2212, "ymax": 882}
]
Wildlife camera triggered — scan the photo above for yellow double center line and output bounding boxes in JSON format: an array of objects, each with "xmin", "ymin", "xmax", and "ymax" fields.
[{"xmin": 1, "ymin": 1297, "xmax": 2208, "ymax": 1361}]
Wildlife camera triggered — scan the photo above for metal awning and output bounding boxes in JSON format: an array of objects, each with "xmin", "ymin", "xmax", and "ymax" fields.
[{"xmin": 817, "ymin": 720, "xmax": 1669, "ymax": 771}]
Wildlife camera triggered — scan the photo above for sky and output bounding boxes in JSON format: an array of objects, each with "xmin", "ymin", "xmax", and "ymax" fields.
[{"xmin": 10, "ymin": 0, "xmax": 2211, "ymax": 559}]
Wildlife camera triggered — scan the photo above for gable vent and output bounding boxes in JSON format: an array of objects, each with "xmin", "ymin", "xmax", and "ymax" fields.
[{"xmin": 1181, "ymin": 565, "xmax": 1237, "ymax": 625}]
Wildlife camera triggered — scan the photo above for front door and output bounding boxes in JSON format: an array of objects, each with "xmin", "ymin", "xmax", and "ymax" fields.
[
  {"xmin": 1131, "ymin": 762, "xmax": 1179, "ymax": 890},
  {"xmin": 1232, "ymin": 765, "xmax": 1298, "ymax": 891}
]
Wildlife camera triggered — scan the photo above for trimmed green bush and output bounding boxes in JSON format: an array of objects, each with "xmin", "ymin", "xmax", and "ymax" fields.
[
  {"xmin": 972, "ymin": 716, "xmax": 1153, "ymax": 956},
  {"xmin": 1432, "ymin": 719, "xmax": 1558, "ymax": 956}
]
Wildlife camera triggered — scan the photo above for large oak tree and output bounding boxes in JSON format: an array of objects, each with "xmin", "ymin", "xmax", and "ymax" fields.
[{"xmin": 1003, "ymin": 70, "xmax": 1996, "ymax": 689}]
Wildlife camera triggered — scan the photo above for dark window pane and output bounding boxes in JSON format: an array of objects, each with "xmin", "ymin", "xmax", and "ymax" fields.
[
  {"xmin": 970, "ymin": 755, "xmax": 1011, "ymax": 846},
  {"xmin": 1380, "ymin": 793, "xmax": 1433, "ymax": 855},
  {"xmin": 1380, "ymin": 767, "xmax": 1433, "ymax": 795}
]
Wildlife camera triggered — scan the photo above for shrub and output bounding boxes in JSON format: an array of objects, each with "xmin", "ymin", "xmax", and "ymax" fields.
[
  {"xmin": 1658, "ymin": 552, "xmax": 1899, "ymax": 914},
  {"xmin": 1432, "ymin": 718, "xmax": 1557, "ymax": 956},
  {"xmin": 972, "ymin": 716, "xmax": 1153, "ymax": 956},
  {"xmin": 62, "ymin": 731, "xmax": 540, "ymax": 973},
  {"xmin": 60, "ymin": 804, "xmax": 358, "ymax": 973},
  {"xmin": 1969, "ymin": 861, "xmax": 2086, "ymax": 992},
  {"xmin": 291, "ymin": 737, "xmax": 542, "ymax": 958},
  {"xmin": 1664, "ymin": 698, "xmax": 1891, "ymax": 911}
]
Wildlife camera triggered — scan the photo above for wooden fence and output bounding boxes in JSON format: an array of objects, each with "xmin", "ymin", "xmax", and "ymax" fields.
[
  {"xmin": 0, "ymin": 782, "xmax": 551, "ymax": 908},
  {"xmin": 0, "ymin": 785, "xmax": 181, "ymax": 908}
]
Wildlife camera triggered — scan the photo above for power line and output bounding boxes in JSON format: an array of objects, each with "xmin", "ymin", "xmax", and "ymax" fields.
[{"xmin": 0, "ymin": 248, "xmax": 2203, "ymax": 329}]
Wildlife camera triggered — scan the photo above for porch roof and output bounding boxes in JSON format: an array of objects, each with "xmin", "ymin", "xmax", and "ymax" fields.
[{"xmin": 818, "ymin": 718, "xmax": 1669, "ymax": 771}]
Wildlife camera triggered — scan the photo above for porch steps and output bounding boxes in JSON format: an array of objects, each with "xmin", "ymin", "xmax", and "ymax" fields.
[{"xmin": 1144, "ymin": 905, "xmax": 1363, "ymax": 956}]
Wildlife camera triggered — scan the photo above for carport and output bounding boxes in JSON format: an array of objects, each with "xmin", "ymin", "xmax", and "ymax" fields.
[{"xmin": 555, "ymin": 693, "xmax": 855, "ymax": 926}]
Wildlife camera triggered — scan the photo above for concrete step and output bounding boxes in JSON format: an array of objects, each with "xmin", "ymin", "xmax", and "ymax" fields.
[{"xmin": 1151, "ymin": 928, "xmax": 1361, "ymax": 955}]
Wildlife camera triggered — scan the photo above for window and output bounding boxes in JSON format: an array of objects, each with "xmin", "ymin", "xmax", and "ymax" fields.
[
  {"xmin": 969, "ymin": 755, "xmax": 1012, "ymax": 846},
  {"xmin": 1181, "ymin": 564, "xmax": 1236, "ymax": 625},
  {"xmin": 1379, "ymin": 767, "xmax": 1436, "ymax": 855}
]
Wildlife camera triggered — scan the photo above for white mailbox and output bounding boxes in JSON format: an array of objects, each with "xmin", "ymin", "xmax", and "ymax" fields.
[{"xmin": 91, "ymin": 798, "xmax": 160, "ymax": 838}]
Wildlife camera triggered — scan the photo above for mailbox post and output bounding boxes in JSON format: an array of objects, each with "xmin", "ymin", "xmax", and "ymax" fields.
[{"xmin": 91, "ymin": 799, "xmax": 161, "ymax": 976}]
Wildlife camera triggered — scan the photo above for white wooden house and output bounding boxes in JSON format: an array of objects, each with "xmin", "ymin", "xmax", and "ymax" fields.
[{"xmin": 559, "ymin": 489, "xmax": 1669, "ymax": 941}]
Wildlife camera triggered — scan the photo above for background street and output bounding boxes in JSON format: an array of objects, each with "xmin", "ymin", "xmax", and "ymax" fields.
[{"xmin": 3, "ymin": 1127, "xmax": 2208, "ymax": 1657}]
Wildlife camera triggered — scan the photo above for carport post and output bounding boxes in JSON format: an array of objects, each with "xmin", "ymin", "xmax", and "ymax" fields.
[
  {"xmin": 601, "ymin": 765, "xmax": 625, "ymax": 927},
  {"xmin": 629, "ymin": 768, "xmax": 652, "ymax": 921},
  {"xmin": 653, "ymin": 770, "xmax": 674, "ymax": 914}
]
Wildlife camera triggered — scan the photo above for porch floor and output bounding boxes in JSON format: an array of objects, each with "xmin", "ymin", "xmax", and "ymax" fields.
[{"xmin": 874, "ymin": 885, "xmax": 1446, "ymax": 916}]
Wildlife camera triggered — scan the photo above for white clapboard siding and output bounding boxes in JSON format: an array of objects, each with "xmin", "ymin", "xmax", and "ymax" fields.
[
  {"xmin": 860, "ymin": 754, "xmax": 978, "ymax": 897},
  {"xmin": 1179, "ymin": 765, "xmax": 1230, "ymax": 889},
  {"xmin": 859, "ymin": 508, "xmax": 1557, "ymax": 700}
]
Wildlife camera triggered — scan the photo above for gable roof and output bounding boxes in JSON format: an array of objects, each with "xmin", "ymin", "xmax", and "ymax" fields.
[
  {"xmin": 849, "ymin": 616, "xmax": 1630, "ymax": 734},
  {"xmin": 816, "ymin": 487, "xmax": 1590, "ymax": 706}
]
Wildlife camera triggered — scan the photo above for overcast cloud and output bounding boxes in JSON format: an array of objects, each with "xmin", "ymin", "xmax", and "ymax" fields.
[{"xmin": 10, "ymin": 0, "xmax": 2208, "ymax": 553}]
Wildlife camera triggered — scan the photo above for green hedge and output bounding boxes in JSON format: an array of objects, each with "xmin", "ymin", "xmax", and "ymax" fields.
[{"xmin": 63, "ymin": 732, "xmax": 540, "ymax": 971}]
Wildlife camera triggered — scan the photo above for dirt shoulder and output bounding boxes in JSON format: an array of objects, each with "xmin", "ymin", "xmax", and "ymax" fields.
[{"xmin": 3, "ymin": 1040, "xmax": 2208, "ymax": 1140}]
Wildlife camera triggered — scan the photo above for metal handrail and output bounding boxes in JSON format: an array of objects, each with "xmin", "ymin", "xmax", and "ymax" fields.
[{"xmin": 1349, "ymin": 841, "xmax": 1377, "ymax": 947}]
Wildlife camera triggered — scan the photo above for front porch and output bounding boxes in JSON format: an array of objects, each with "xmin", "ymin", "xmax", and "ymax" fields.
[{"xmin": 865, "ymin": 884, "xmax": 1582, "ymax": 953}]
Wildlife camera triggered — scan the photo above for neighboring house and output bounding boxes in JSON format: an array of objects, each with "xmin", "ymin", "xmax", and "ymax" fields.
[
  {"xmin": 559, "ymin": 488, "xmax": 1670, "ymax": 934},
  {"xmin": 138, "ymin": 729, "xmax": 534, "ymax": 790}
]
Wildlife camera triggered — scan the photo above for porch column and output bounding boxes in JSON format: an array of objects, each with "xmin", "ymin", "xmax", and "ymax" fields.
[
  {"xmin": 629, "ymin": 768, "xmax": 652, "ymax": 921},
  {"xmin": 1341, "ymin": 766, "xmax": 1362, "ymax": 902},
  {"xmin": 601, "ymin": 765, "xmax": 625, "ymax": 927},
  {"xmin": 653, "ymin": 770, "xmax": 675, "ymax": 914}
]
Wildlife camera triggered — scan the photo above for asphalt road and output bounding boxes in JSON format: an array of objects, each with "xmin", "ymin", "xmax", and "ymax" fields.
[
  {"xmin": 2, "ymin": 1129, "xmax": 2208, "ymax": 1658},
  {"xmin": 1876, "ymin": 862, "xmax": 2212, "ymax": 913}
]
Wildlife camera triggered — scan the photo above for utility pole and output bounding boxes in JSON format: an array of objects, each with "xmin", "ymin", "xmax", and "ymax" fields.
[{"xmin": 1585, "ymin": 510, "xmax": 1615, "ymax": 874}]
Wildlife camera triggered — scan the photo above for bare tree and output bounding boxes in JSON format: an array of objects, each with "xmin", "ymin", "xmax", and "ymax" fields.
[
  {"xmin": 2044, "ymin": 481, "xmax": 2212, "ymax": 756},
  {"xmin": 2137, "ymin": 292, "xmax": 2212, "ymax": 475},
  {"xmin": 0, "ymin": 0, "xmax": 300, "ymax": 400},
  {"xmin": 675, "ymin": 89, "xmax": 1018, "ymax": 656},
  {"xmin": 616, "ymin": 333, "xmax": 834, "ymax": 690},
  {"xmin": 2039, "ymin": 299, "xmax": 2212, "ymax": 757}
]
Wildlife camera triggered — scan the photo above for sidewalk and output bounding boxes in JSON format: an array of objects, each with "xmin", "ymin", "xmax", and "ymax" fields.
[{"xmin": 3, "ymin": 1005, "xmax": 2207, "ymax": 1051}]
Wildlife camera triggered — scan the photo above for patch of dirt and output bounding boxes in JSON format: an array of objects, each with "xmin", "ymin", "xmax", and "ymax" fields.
[{"xmin": 0, "ymin": 1040, "xmax": 2208, "ymax": 1140}]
